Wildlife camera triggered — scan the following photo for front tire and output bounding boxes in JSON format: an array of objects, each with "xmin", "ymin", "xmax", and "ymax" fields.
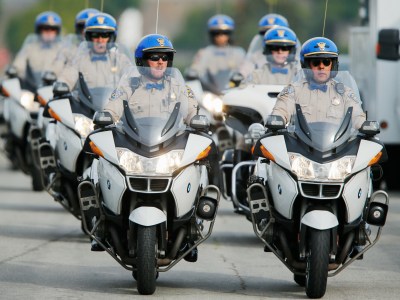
[
  {"xmin": 136, "ymin": 225, "xmax": 157, "ymax": 295},
  {"xmin": 305, "ymin": 228, "xmax": 330, "ymax": 299}
]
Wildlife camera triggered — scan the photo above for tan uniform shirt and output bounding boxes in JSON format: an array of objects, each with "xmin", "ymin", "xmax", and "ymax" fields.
[
  {"xmin": 57, "ymin": 46, "xmax": 132, "ymax": 90},
  {"xmin": 247, "ymin": 62, "xmax": 300, "ymax": 85},
  {"xmin": 190, "ymin": 45, "xmax": 246, "ymax": 78},
  {"xmin": 12, "ymin": 34, "xmax": 63, "ymax": 80},
  {"xmin": 104, "ymin": 75, "xmax": 198, "ymax": 125},
  {"xmin": 272, "ymin": 78, "xmax": 366, "ymax": 129},
  {"xmin": 52, "ymin": 34, "xmax": 82, "ymax": 76}
]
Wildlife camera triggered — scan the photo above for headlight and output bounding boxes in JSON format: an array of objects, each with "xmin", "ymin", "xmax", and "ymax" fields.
[
  {"xmin": 116, "ymin": 148, "xmax": 184, "ymax": 175},
  {"xmin": 20, "ymin": 91, "xmax": 37, "ymax": 111},
  {"xmin": 74, "ymin": 114, "xmax": 94, "ymax": 138},
  {"xmin": 202, "ymin": 92, "xmax": 223, "ymax": 114},
  {"xmin": 289, "ymin": 153, "xmax": 355, "ymax": 181}
]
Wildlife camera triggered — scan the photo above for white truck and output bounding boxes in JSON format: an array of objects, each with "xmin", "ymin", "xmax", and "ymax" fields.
[{"xmin": 349, "ymin": 0, "xmax": 400, "ymax": 189}]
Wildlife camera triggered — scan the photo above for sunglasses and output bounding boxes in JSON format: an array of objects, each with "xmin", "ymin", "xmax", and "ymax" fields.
[
  {"xmin": 310, "ymin": 58, "xmax": 332, "ymax": 67},
  {"xmin": 269, "ymin": 45, "xmax": 291, "ymax": 51},
  {"xmin": 40, "ymin": 26, "xmax": 58, "ymax": 32},
  {"xmin": 90, "ymin": 32, "xmax": 112, "ymax": 39},
  {"xmin": 147, "ymin": 54, "xmax": 169, "ymax": 62}
]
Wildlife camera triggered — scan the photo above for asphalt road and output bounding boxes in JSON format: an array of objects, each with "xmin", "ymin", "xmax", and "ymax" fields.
[{"xmin": 0, "ymin": 152, "xmax": 399, "ymax": 299}]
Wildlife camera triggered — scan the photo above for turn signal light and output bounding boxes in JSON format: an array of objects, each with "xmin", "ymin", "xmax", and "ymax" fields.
[
  {"xmin": 260, "ymin": 145, "xmax": 275, "ymax": 162},
  {"xmin": 89, "ymin": 141, "xmax": 104, "ymax": 158},
  {"xmin": 368, "ymin": 151, "xmax": 382, "ymax": 166},
  {"xmin": 196, "ymin": 145, "xmax": 211, "ymax": 161}
]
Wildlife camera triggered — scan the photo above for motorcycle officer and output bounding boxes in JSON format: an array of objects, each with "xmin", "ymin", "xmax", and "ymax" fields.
[
  {"xmin": 272, "ymin": 37, "xmax": 366, "ymax": 129},
  {"xmin": 52, "ymin": 8, "xmax": 100, "ymax": 74},
  {"xmin": 56, "ymin": 12, "xmax": 132, "ymax": 91},
  {"xmin": 246, "ymin": 26, "xmax": 300, "ymax": 85},
  {"xmin": 237, "ymin": 13, "xmax": 290, "ymax": 81},
  {"xmin": 187, "ymin": 14, "xmax": 245, "ymax": 92},
  {"xmin": 12, "ymin": 11, "xmax": 63, "ymax": 87}
]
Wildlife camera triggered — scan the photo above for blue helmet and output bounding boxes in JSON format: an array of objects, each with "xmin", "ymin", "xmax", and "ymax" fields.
[
  {"xmin": 300, "ymin": 37, "xmax": 339, "ymax": 70},
  {"xmin": 135, "ymin": 34, "xmax": 176, "ymax": 68},
  {"xmin": 75, "ymin": 8, "xmax": 99, "ymax": 34},
  {"xmin": 84, "ymin": 13, "xmax": 117, "ymax": 42},
  {"xmin": 258, "ymin": 14, "xmax": 289, "ymax": 35},
  {"xmin": 264, "ymin": 26, "xmax": 297, "ymax": 62},
  {"xmin": 207, "ymin": 14, "xmax": 235, "ymax": 33},
  {"xmin": 34, "ymin": 11, "xmax": 62, "ymax": 34}
]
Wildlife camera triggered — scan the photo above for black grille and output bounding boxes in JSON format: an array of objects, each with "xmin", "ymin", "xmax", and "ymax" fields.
[
  {"xmin": 129, "ymin": 178, "xmax": 147, "ymax": 191},
  {"xmin": 322, "ymin": 185, "xmax": 341, "ymax": 197},
  {"xmin": 150, "ymin": 179, "xmax": 169, "ymax": 191},
  {"xmin": 301, "ymin": 183, "xmax": 319, "ymax": 196}
]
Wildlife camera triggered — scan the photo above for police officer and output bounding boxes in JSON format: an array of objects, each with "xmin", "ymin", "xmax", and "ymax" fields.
[
  {"xmin": 188, "ymin": 14, "xmax": 245, "ymax": 93},
  {"xmin": 57, "ymin": 12, "xmax": 132, "ymax": 91},
  {"xmin": 272, "ymin": 37, "xmax": 366, "ymax": 129},
  {"xmin": 104, "ymin": 34, "xmax": 197, "ymax": 125},
  {"xmin": 238, "ymin": 13, "xmax": 290, "ymax": 80},
  {"xmin": 12, "ymin": 11, "xmax": 63, "ymax": 88},
  {"xmin": 247, "ymin": 26, "xmax": 300, "ymax": 85},
  {"xmin": 52, "ymin": 8, "xmax": 100, "ymax": 74}
]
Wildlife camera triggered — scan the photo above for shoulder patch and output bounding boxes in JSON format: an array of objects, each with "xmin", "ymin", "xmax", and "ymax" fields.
[
  {"xmin": 110, "ymin": 88, "xmax": 123, "ymax": 101},
  {"xmin": 186, "ymin": 85, "xmax": 195, "ymax": 98},
  {"xmin": 279, "ymin": 85, "xmax": 294, "ymax": 97}
]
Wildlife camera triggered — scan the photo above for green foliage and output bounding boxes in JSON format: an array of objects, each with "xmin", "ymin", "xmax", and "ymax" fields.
[{"xmin": 5, "ymin": 0, "xmax": 140, "ymax": 55}]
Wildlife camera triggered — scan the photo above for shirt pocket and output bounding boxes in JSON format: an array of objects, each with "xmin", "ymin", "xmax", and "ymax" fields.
[
  {"xmin": 326, "ymin": 104, "xmax": 344, "ymax": 119},
  {"xmin": 129, "ymin": 100, "xmax": 143, "ymax": 114},
  {"xmin": 300, "ymin": 103, "xmax": 313, "ymax": 117}
]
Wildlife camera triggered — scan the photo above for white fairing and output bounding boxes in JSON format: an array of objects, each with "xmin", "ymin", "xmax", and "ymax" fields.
[
  {"xmin": 48, "ymin": 99, "xmax": 74, "ymax": 129},
  {"xmin": 45, "ymin": 121, "xmax": 57, "ymax": 149},
  {"xmin": 261, "ymin": 135, "xmax": 291, "ymax": 170},
  {"xmin": 98, "ymin": 157, "xmax": 127, "ymax": 215},
  {"xmin": 223, "ymin": 84, "xmax": 284, "ymax": 122},
  {"xmin": 129, "ymin": 207, "xmax": 166, "ymax": 226},
  {"xmin": 267, "ymin": 161, "xmax": 298, "ymax": 219},
  {"xmin": 55, "ymin": 122, "xmax": 82, "ymax": 172},
  {"xmin": 180, "ymin": 133, "xmax": 212, "ymax": 167},
  {"xmin": 343, "ymin": 169, "xmax": 370, "ymax": 223},
  {"xmin": 352, "ymin": 140, "xmax": 383, "ymax": 174},
  {"xmin": 171, "ymin": 165, "xmax": 202, "ymax": 217},
  {"xmin": 37, "ymin": 85, "xmax": 53, "ymax": 104},
  {"xmin": 89, "ymin": 131, "xmax": 119, "ymax": 165},
  {"xmin": 254, "ymin": 157, "xmax": 268, "ymax": 181},
  {"xmin": 8, "ymin": 100, "xmax": 30, "ymax": 138},
  {"xmin": 301, "ymin": 210, "xmax": 339, "ymax": 230},
  {"xmin": 2, "ymin": 78, "xmax": 21, "ymax": 100}
]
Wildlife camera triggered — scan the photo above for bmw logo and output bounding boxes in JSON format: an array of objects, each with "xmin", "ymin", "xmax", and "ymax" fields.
[
  {"xmin": 278, "ymin": 184, "xmax": 282, "ymax": 195},
  {"xmin": 358, "ymin": 188, "xmax": 362, "ymax": 199},
  {"xmin": 107, "ymin": 179, "xmax": 111, "ymax": 190},
  {"xmin": 187, "ymin": 183, "xmax": 191, "ymax": 193},
  {"xmin": 63, "ymin": 141, "xmax": 68, "ymax": 151}
]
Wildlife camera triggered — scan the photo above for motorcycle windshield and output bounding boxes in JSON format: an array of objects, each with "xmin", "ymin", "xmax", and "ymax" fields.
[
  {"xmin": 291, "ymin": 70, "xmax": 362, "ymax": 152},
  {"xmin": 201, "ymin": 69, "xmax": 232, "ymax": 94},
  {"xmin": 118, "ymin": 66, "xmax": 189, "ymax": 148},
  {"xmin": 72, "ymin": 41, "xmax": 135, "ymax": 111}
]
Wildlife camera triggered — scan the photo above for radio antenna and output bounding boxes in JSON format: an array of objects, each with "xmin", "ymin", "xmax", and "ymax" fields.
[
  {"xmin": 85, "ymin": 0, "xmax": 89, "ymax": 8},
  {"xmin": 155, "ymin": 0, "xmax": 160, "ymax": 33},
  {"xmin": 322, "ymin": 0, "xmax": 329, "ymax": 37},
  {"xmin": 216, "ymin": 0, "xmax": 221, "ymax": 13},
  {"xmin": 101, "ymin": 0, "xmax": 104, "ymax": 12}
]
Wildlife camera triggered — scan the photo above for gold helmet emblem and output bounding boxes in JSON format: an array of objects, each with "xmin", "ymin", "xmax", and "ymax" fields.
[
  {"xmin": 47, "ymin": 15, "xmax": 55, "ymax": 25},
  {"xmin": 97, "ymin": 16, "xmax": 105, "ymax": 24},
  {"xmin": 277, "ymin": 30, "xmax": 285, "ymax": 37},
  {"xmin": 317, "ymin": 42, "xmax": 326, "ymax": 51},
  {"xmin": 268, "ymin": 17, "xmax": 275, "ymax": 25},
  {"xmin": 88, "ymin": 12, "xmax": 96, "ymax": 18},
  {"xmin": 157, "ymin": 38, "xmax": 165, "ymax": 46}
]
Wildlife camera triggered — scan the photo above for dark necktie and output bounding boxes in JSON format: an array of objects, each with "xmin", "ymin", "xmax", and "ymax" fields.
[
  {"xmin": 271, "ymin": 66, "xmax": 288, "ymax": 74},
  {"xmin": 309, "ymin": 82, "xmax": 328, "ymax": 92},
  {"xmin": 146, "ymin": 82, "xmax": 164, "ymax": 90},
  {"xmin": 91, "ymin": 55, "xmax": 107, "ymax": 62}
]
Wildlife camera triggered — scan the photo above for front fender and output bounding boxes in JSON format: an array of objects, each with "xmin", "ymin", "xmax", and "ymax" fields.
[
  {"xmin": 129, "ymin": 207, "xmax": 166, "ymax": 226},
  {"xmin": 301, "ymin": 210, "xmax": 338, "ymax": 230}
]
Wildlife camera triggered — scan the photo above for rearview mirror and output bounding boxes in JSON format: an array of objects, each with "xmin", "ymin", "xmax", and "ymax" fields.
[
  {"xmin": 53, "ymin": 81, "xmax": 70, "ymax": 97},
  {"xmin": 377, "ymin": 29, "xmax": 400, "ymax": 61},
  {"xmin": 359, "ymin": 120, "xmax": 380, "ymax": 136},
  {"xmin": 5, "ymin": 66, "xmax": 18, "ymax": 78},
  {"xmin": 42, "ymin": 71, "xmax": 57, "ymax": 86},
  {"xmin": 93, "ymin": 111, "xmax": 113, "ymax": 127},
  {"xmin": 266, "ymin": 115, "xmax": 285, "ymax": 131},
  {"xmin": 190, "ymin": 115, "xmax": 210, "ymax": 131}
]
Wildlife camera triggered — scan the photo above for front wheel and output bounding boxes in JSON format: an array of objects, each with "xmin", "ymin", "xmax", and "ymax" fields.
[
  {"xmin": 136, "ymin": 225, "xmax": 157, "ymax": 295},
  {"xmin": 305, "ymin": 228, "xmax": 330, "ymax": 299}
]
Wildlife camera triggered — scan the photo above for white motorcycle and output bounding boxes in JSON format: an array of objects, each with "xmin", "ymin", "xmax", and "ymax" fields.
[
  {"xmin": 77, "ymin": 67, "xmax": 220, "ymax": 295},
  {"xmin": 38, "ymin": 75, "xmax": 113, "ymax": 219},
  {"xmin": 248, "ymin": 71, "xmax": 389, "ymax": 298},
  {"xmin": 219, "ymin": 82, "xmax": 285, "ymax": 216}
]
